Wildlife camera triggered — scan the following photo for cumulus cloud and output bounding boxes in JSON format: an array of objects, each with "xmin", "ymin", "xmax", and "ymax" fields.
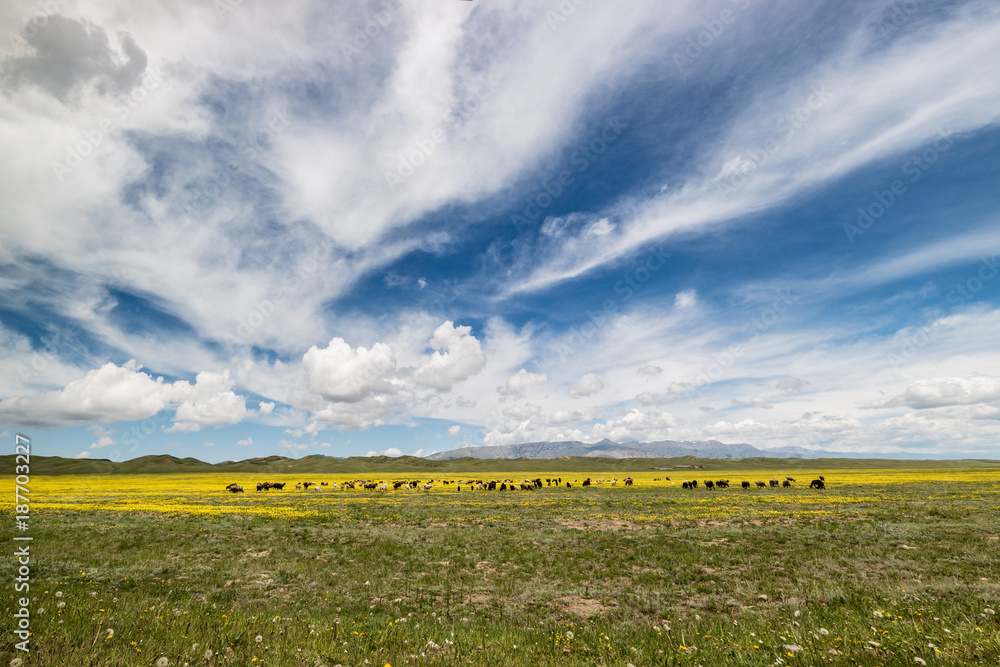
[
  {"xmin": 203, "ymin": 441, "xmax": 215, "ymax": 447},
  {"xmin": 365, "ymin": 447, "xmax": 403, "ymax": 457},
  {"xmin": 448, "ymin": 424, "xmax": 460, "ymax": 435},
  {"xmin": 866, "ymin": 375, "xmax": 1000, "ymax": 410},
  {"xmin": 499, "ymin": 368, "xmax": 548, "ymax": 397},
  {"xmin": 776, "ymin": 377, "xmax": 808, "ymax": 393},
  {"xmin": 88, "ymin": 424, "xmax": 114, "ymax": 449},
  {"xmin": 637, "ymin": 364, "xmax": 662, "ymax": 379},
  {"xmin": 303, "ymin": 338, "xmax": 399, "ymax": 402},
  {"xmin": 674, "ymin": 289, "xmax": 698, "ymax": 309},
  {"xmin": 569, "ymin": 373, "xmax": 604, "ymax": 397},
  {"xmin": 3, "ymin": 15, "xmax": 148, "ymax": 102},
  {"xmin": 235, "ymin": 437, "xmax": 253, "ymax": 447},
  {"xmin": 413, "ymin": 321, "xmax": 486, "ymax": 390},
  {"xmin": 257, "ymin": 402, "xmax": 275, "ymax": 415},
  {"xmin": 74, "ymin": 450, "xmax": 91, "ymax": 459}
]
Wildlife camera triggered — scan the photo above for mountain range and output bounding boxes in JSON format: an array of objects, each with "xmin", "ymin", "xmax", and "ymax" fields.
[{"xmin": 427, "ymin": 438, "xmax": 874, "ymax": 460}]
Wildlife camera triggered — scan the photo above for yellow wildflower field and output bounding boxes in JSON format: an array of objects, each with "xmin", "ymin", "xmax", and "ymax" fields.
[{"xmin": 16, "ymin": 467, "xmax": 1000, "ymax": 524}]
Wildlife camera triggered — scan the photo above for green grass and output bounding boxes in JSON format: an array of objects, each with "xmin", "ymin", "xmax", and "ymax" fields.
[{"xmin": 2, "ymin": 469, "xmax": 1000, "ymax": 665}]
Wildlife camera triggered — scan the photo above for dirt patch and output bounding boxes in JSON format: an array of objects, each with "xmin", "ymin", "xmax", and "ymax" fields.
[
  {"xmin": 241, "ymin": 549, "xmax": 271, "ymax": 559},
  {"xmin": 559, "ymin": 518, "xmax": 647, "ymax": 531},
  {"xmin": 556, "ymin": 595, "xmax": 612, "ymax": 616},
  {"xmin": 469, "ymin": 593, "xmax": 494, "ymax": 604}
]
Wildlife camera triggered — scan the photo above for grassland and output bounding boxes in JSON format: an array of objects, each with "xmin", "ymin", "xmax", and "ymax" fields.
[{"xmin": 3, "ymin": 463, "xmax": 1000, "ymax": 666}]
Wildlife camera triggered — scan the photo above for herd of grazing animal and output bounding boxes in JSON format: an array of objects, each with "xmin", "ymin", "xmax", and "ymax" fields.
[
  {"xmin": 681, "ymin": 475, "xmax": 826, "ymax": 491},
  {"xmin": 225, "ymin": 474, "xmax": 826, "ymax": 493}
]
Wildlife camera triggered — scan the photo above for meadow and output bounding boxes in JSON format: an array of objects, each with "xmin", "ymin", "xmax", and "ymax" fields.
[{"xmin": 3, "ymin": 463, "xmax": 1000, "ymax": 666}]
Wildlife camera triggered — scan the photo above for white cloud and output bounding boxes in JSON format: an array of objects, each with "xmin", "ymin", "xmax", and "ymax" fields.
[
  {"xmin": 74, "ymin": 450, "xmax": 91, "ymax": 459},
  {"xmin": 569, "ymin": 373, "xmax": 604, "ymax": 397},
  {"xmin": 867, "ymin": 375, "xmax": 1000, "ymax": 410},
  {"xmin": 637, "ymin": 364, "xmax": 662, "ymax": 379},
  {"xmin": 203, "ymin": 441, "xmax": 215, "ymax": 447},
  {"xmin": 235, "ymin": 437, "xmax": 253, "ymax": 447},
  {"xmin": 302, "ymin": 338, "xmax": 399, "ymax": 402},
  {"xmin": 674, "ymin": 289, "xmax": 698, "ymax": 309},
  {"xmin": 447, "ymin": 425, "xmax": 460, "ymax": 435},
  {"xmin": 500, "ymin": 368, "xmax": 548, "ymax": 397},
  {"xmin": 257, "ymin": 402, "xmax": 275, "ymax": 415},
  {"xmin": 365, "ymin": 447, "xmax": 403, "ymax": 457},
  {"xmin": 413, "ymin": 321, "xmax": 487, "ymax": 390}
]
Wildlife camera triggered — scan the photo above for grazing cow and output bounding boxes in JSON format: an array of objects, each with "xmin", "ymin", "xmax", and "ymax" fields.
[
  {"xmin": 321, "ymin": 482, "xmax": 328, "ymax": 486},
  {"xmin": 819, "ymin": 476, "xmax": 825, "ymax": 481},
  {"xmin": 704, "ymin": 480, "xmax": 715, "ymax": 490},
  {"xmin": 256, "ymin": 482, "xmax": 266, "ymax": 491},
  {"xmin": 611, "ymin": 478, "xmax": 618, "ymax": 487},
  {"xmin": 295, "ymin": 483, "xmax": 302, "ymax": 490},
  {"xmin": 566, "ymin": 482, "xmax": 572, "ymax": 488},
  {"xmin": 682, "ymin": 481, "xmax": 690, "ymax": 489},
  {"xmin": 582, "ymin": 478, "xmax": 591, "ymax": 487},
  {"xmin": 691, "ymin": 480, "xmax": 698, "ymax": 488},
  {"xmin": 377, "ymin": 483, "xmax": 388, "ymax": 492},
  {"xmin": 423, "ymin": 483, "xmax": 432, "ymax": 491},
  {"xmin": 741, "ymin": 481, "xmax": 751, "ymax": 489},
  {"xmin": 810, "ymin": 479, "xmax": 825, "ymax": 489},
  {"xmin": 755, "ymin": 480, "xmax": 766, "ymax": 488},
  {"xmin": 785, "ymin": 477, "xmax": 796, "ymax": 482},
  {"xmin": 716, "ymin": 480, "xmax": 729, "ymax": 488},
  {"xmin": 782, "ymin": 480, "xmax": 791, "ymax": 488},
  {"xmin": 769, "ymin": 479, "xmax": 779, "ymax": 488},
  {"xmin": 330, "ymin": 483, "xmax": 339, "ymax": 490},
  {"xmin": 624, "ymin": 477, "xmax": 634, "ymax": 486},
  {"xmin": 227, "ymin": 484, "xmax": 244, "ymax": 493}
]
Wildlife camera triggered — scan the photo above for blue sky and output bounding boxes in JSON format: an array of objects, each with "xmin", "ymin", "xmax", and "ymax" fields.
[{"xmin": 1, "ymin": 0, "xmax": 999, "ymax": 462}]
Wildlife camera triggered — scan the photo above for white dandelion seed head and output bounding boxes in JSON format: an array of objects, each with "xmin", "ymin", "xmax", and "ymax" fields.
[
  {"xmin": 156, "ymin": 657, "xmax": 169, "ymax": 667},
  {"xmin": 565, "ymin": 631, "xmax": 574, "ymax": 640},
  {"xmin": 256, "ymin": 635, "xmax": 263, "ymax": 643},
  {"xmin": 914, "ymin": 658, "xmax": 927, "ymax": 665},
  {"xmin": 819, "ymin": 628, "xmax": 829, "ymax": 635},
  {"xmin": 203, "ymin": 649, "xmax": 213, "ymax": 659},
  {"xmin": 55, "ymin": 591, "xmax": 63, "ymax": 598}
]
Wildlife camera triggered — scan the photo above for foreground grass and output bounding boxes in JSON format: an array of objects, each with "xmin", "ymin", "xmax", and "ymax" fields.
[{"xmin": 3, "ymin": 469, "xmax": 1000, "ymax": 665}]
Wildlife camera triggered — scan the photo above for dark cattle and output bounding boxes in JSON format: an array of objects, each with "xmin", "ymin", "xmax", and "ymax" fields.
[
  {"xmin": 782, "ymin": 480, "xmax": 791, "ymax": 488},
  {"xmin": 769, "ymin": 479, "xmax": 779, "ymax": 488},
  {"xmin": 682, "ymin": 481, "xmax": 690, "ymax": 489},
  {"xmin": 755, "ymin": 480, "xmax": 767, "ymax": 488},
  {"xmin": 582, "ymin": 478, "xmax": 591, "ymax": 487},
  {"xmin": 716, "ymin": 480, "xmax": 729, "ymax": 488},
  {"xmin": 810, "ymin": 479, "xmax": 825, "ymax": 489},
  {"xmin": 704, "ymin": 480, "xmax": 715, "ymax": 490},
  {"xmin": 256, "ymin": 482, "xmax": 266, "ymax": 491},
  {"xmin": 741, "ymin": 481, "xmax": 750, "ymax": 489},
  {"xmin": 228, "ymin": 485, "xmax": 244, "ymax": 493},
  {"xmin": 500, "ymin": 483, "xmax": 507, "ymax": 491},
  {"xmin": 691, "ymin": 480, "xmax": 698, "ymax": 488},
  {"xmin": 785, "ymin": 477, "xmax": 796, "ymax": 482},
  {"xmin": 271, "ymin": 482, "xmax": 286, "ymax": 490},
  {"xmin": 624, "ymin": 477, "xmax": 634, "ymax": 486},
  {"xmin": 566, "ymin": 482, "xmax": 572, "ymax": 488},
  {"xmin": 819, "ymin": 476, "xmax": 825, "ymax": 481}
]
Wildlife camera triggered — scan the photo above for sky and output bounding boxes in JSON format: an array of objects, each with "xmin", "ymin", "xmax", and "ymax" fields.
[{"xmin": 1, "ymin": 0, "xmax": 999, "ymax": 463}]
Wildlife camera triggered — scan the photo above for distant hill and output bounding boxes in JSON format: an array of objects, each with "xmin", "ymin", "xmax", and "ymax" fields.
[{"xmin": 426, "ymin": 438, "xmax": 858, "ymax": 461}]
